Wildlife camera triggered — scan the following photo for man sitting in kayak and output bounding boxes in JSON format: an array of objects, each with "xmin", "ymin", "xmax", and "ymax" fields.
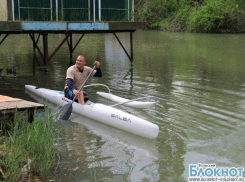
[{"xmin": 64, "ymin": 55, "xmax": 102, "ymax": 105}]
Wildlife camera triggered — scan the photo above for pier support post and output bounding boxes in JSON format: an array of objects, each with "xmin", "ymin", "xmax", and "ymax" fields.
[
  {"xmin": 43, "ymin": 33, "xmax": 49, "ymax": 71},
  {"xmin": 0, "ymin": 34, "xmax": 9, "ymax": 45},
  {"xmin": 69, "ymin": 33, "xmax": 73, "ymax": 65},
  {"xmin": 29, "ymin": 33, "xmax": 43, "ymax": 71},
  {"xmin": 113, "ymin": 32, "xmax": 134, "ymax": 63},
  {"xmin": 130, "ymin": 31, "xmax": 133, "ymax": 65},
  {"xmin": 28, "ymin": 108, "xmax": 35, "ymax": 123},
  {"xmin": 32, "ymin": 33, "xmax": 36, "ymax": 74}
]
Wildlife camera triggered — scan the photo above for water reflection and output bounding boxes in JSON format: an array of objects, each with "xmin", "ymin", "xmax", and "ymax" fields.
[
  {"xmin": 25, "ymin": 90, "xmax": 162, "ymax": 181},
  {"xmin": 53, "ymin": 114, "xmax": 160, "ymax": 181}
]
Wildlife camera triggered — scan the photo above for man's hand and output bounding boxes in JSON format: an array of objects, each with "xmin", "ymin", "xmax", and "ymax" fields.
[
  {"xmin": 73, "ymin": 90, "xmax": 83, "ymax": 96},
  {"xmin": 94, "ymin": 61, "xmax": 100, "ymax": 68}
]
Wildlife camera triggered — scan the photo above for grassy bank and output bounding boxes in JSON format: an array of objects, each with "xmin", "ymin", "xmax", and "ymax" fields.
[{"xmin": 0, "ymin": 109, "xmax": 60, "ymax": 182}]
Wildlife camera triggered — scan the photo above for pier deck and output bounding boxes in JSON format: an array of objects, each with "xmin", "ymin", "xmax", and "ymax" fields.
[{"xmin": 0, "ymin": 95, "xmax": 45, "ymax": 122}]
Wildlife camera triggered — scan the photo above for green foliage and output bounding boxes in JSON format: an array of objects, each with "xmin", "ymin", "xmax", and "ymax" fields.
[
  {"xmin": 185, "ymin": 0, "xmax": 245, "ymax": 32},
  {"xmin": 169, "ymin": 3, "xmax": 192, "ymax": 31},
  {"xmin": 135, "ymin": 0, "xmax": 245, "ymax": 33},
  {"xmin": 135, "ymin": 0, "xmax": 166, "ymax": 29},
  {"xmin": 0, "ymin": 109, "xmax": 60, "ymax": 181},
  {"xmin": 187, "ymin": 0, "xmax": 226, "ymax": 32}
]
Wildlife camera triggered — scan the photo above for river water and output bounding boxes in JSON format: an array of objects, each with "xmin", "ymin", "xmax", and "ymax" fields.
[{"xmin": 0, "ymin": 31, "xmax": 245, "ymax": 182}]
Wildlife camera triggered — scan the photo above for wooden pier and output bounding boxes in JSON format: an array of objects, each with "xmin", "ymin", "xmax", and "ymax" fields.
[{"xmin": 0, "ymin": 95, "xmax": 45, "ymax": 122}]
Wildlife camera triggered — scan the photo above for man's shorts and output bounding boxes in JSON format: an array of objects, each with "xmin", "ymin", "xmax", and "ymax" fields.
[{"xmin": 64, "ymin": 88, "xmax": 88, "ymax": 102}]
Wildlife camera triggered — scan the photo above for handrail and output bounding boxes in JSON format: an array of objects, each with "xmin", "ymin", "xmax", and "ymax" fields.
[{"xmin": 83, "ymin": 84, "xmax": 111, "ymax": 93}]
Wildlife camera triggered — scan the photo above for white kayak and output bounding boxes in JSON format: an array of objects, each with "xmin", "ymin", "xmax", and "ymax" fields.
[
  {"xmin": 96, "ymin": 92, "xmax": 156, "ymax": 108},
  {"xmin": 25, "ymin": 85, "xmax": 159, "ymax": 139}
]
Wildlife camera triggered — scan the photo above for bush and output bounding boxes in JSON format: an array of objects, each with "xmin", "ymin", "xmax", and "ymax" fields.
[
  {"xmin": 187, "ymin": 0, "xmax": 226, "ymax": 32},
  {"xmin": 135, "ymin": 0, "xmax": 166, "ymax": 29},
  {"xmin": 135, "ymin": 0, "xmax": 245, "ymax": 33},
  {"xmin": 175, "ymin": 0, "xmax": 245, "ymax": 32}
]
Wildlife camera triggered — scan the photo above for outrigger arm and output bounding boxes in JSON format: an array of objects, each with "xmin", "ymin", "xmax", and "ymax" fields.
[{"xmin": 111, "ymin": 96, "xmax": 155, "ymax": 107}]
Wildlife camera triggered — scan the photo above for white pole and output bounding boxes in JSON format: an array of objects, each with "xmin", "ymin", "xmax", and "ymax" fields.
[
  {"xmin": 132, "ymin": 0, "xmax": 134, "ymax": 21},
  {"xmin": 61, "ymin": 0, "xmax": 63, "ymax": 20},
  {"xmin": 18, "ymin": 0, "xmax": 20, "ymax": 20},
  {"xmin": 50, "ymin": 0, "xmax": 52, "ymax": 21},
  {"xmin": 98, "ymin": 0, "xmax": 101, "ymax": 21},
  {"xmin": 128, "ymin": 0, "xmax": 129, "ymax": 21},
  {"xmin": 93, "ymin": 0, "xmax": 95, "ymax": 22},
  {"xmin": 11, "ymin": 0, "xmax": 15, "ymax": 21},
  {"xmin": 88, "ymin": 0, "xmax": 90, "ymax": 21},
  {"xmin": 56, "ymin": 0, "xmax": 58, "ymax": 21}
]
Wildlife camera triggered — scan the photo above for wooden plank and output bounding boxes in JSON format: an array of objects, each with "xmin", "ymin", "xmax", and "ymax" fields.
[
  {"xmin": 14, "ymin": 100, "xmax": 44, "ymax": 108},
  {"xmin": 0, "ymin": 95, "xmax": 22, "ymax": 102},
  {"xmin": 0, "ymin": 109, "xmax": 16, "ymax": 114},
  {"xmin": 0, "ymin": 101, "xmax": 24, "ymax": 109},
  {"xmin": 0, "ymin": 100, "xmax": 44, "ymax": 109},
  {"xmin": 0, "ymin": 106, "xmax": 6, "ymax": 110},
  {"xmin": 0, "ymin": 95, "xmax": 45, "ymax": 114}
]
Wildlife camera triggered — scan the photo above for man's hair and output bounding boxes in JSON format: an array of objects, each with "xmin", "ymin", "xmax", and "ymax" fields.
[{"xmin": 77, "ymin": 55, "xmax": 86, "ymax": 61}]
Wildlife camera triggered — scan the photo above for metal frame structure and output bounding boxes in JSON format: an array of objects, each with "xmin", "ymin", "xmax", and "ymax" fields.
[
  {"xmin": 1, "ymin": 1, "xmax": 142, "ymax": 71},
  {"xmin": 0, "ymin": 21, "xmax": 143, "ymax": 70},
  {"xmin": 0, "ymin": 30, "xmax": 134, "ymax": 70}
]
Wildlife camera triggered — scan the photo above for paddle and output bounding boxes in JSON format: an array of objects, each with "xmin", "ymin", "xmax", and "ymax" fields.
[{"xmin": 59, "ymin": 65, "xmax": 97, "ymax": 120}]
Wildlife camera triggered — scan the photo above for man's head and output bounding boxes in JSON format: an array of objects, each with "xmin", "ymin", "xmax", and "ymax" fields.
[{"xmin": 76, "ymin": 55, "xmax": 86, "ymax": 70}]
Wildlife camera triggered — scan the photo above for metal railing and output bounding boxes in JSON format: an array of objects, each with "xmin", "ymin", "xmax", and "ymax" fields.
[
  {"xmin": 18, "ymin": 0, "xmax": 53, "ymax": 21},
  {"xmin": 61, "ymin": 0, "xmax": 91, "ymax": 21},
  {"xmin": 14, "ymin": 0, "xmax": 132, "ymax": 22},
  {"xmin": 98, "ymin": 0, "xmax": 130, "ymax": 21}
]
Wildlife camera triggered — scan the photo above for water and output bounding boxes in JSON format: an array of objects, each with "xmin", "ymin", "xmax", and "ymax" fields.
[{"xmin": 0, "ymin": 31, "xmax": 245, "ymax": 182}]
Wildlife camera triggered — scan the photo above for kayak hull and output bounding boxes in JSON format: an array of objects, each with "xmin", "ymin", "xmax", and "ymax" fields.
[{"xmin": 25, "ymin": 85, "xmax": 159, "ymax": 139}]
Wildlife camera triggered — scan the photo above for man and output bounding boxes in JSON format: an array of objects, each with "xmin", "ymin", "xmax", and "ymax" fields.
[{"xmin": 64, "ymin": 55, "xmax": 102, "ymax": 105}]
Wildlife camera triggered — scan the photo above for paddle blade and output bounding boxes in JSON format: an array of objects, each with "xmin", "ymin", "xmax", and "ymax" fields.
[{"xmin": 59, "ymin": 103, "xmax": 73, "ymax": 120}]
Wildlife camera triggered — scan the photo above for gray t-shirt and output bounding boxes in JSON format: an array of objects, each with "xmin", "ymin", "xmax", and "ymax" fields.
[{"xmin": 64, "ymin": 65, "xmax": 96, "ymax": 90}]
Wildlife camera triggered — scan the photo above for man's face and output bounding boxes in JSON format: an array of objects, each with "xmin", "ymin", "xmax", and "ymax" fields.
[{"xmin": 76, "ymin": 56, "xmax": 86, "ymax": 69}]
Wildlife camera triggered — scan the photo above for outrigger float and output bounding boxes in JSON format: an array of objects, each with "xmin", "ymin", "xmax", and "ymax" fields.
[{"xmin": 25, "ymin": 84, "xmax": 159, "ymax": 139}]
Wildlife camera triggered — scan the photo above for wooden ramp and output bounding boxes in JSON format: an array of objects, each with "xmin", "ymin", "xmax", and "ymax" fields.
[{"xmin": 0, "ymin": 95, "xmax": 45, "ymax": 122}]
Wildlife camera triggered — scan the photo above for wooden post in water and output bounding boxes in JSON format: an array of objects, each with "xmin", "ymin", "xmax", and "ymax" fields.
[{"xmin": 32, "ymin": 33, "xmax": 36, "ymax": 74}]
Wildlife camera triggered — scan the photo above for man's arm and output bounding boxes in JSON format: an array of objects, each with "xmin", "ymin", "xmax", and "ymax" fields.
[
  {"xmin": 66, "ymin": 78, "xmax": 76, "ymax": 90},
  {"xmin": 94, "ymin": 68, "xmax": 102, "ymax": 77},
  {"xmin": 93, "ymin": 61, "xmax": 102, "ymax": 77}
]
